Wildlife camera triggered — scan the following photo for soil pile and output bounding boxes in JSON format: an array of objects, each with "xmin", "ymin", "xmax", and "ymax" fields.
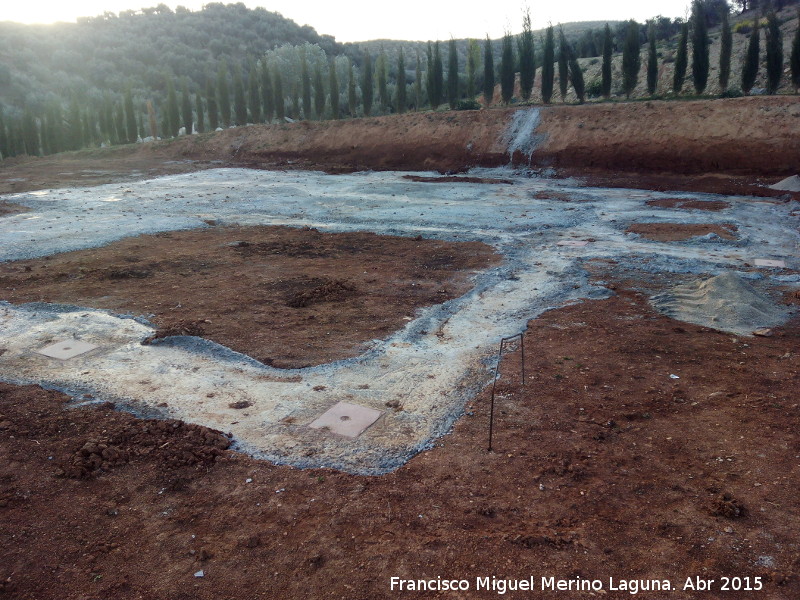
[
  {"xmin": 650, "ymin": 271, "xmax": 792, "ymax": 336},
  {"xmin": 768, "ymin": 174, "xmax": 800, "ymax": 192}
]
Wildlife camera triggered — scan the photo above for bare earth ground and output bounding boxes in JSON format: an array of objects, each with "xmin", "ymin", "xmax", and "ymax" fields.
[
  {"xmin": 0, "ymin": 225, "xmax": 497, "ymax": 369},
  {"xmin": 1, "ymin": 283, "xmax": 799, "ymax": 599},
  {"xmin": 1, "ymin": 99, "xmax": 800, "ymax": 598}
]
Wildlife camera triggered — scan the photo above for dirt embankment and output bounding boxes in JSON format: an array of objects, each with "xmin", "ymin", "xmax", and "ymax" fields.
[
  {"xmin": 535, "ymin": 96, "xmax": 800, "ymax": 177},
  {"xmin": 1, "ymin": 97, "xmax": 798, "ymax": 197},
  {"xmin": 170, "ymin": 96, "xmax": 800, "ymax": 179}
]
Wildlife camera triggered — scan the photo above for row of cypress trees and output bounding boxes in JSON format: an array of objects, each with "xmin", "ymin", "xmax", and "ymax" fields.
[{"xmin": 2, "ymin": 6, "xmax": 799, "ymax": 159}]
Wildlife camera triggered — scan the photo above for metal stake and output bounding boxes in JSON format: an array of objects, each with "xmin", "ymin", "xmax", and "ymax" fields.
[{"xmin": 488, "ymin": 332, "xmax": 525, "ymax": 452}]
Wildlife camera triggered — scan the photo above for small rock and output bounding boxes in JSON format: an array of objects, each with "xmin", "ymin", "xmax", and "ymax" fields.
[{"xmin": 194, "ymin": 570, "xmax": 205, "ymax": 578}]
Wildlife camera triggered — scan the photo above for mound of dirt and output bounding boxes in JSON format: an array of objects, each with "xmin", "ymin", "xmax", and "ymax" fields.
[
  {"xmin": 768, "ymin": 174, "xmax": 800, "ymax": 192},
  {"xmin": 650, "ymin": 272, "xmax": 793, "ymax": 336}
]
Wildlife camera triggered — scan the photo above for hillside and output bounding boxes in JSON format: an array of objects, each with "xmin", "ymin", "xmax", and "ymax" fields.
[{"xmin": 0, "ymin": 3, "xmax": 340, "ymax": 112}]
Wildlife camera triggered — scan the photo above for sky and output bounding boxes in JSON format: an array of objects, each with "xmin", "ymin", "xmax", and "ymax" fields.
[{"xmin": 2, "ymin": 1, "xmax": 694, "ymax": 42}]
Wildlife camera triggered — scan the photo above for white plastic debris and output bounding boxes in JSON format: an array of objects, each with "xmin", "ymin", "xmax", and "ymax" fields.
[{"xmin": 194, "ymin": 570, "xmax": 205, "ymax": 578}]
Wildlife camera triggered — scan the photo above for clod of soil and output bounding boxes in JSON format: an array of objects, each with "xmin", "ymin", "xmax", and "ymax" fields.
[
  {"xmin": 711, "ymin": 494, "xmax": 747, "ymax": 519},
  {"xmin": 626, "ymin": 222, "xmax": 738, "ymax": 241},
  {"xmin": 0, "ymin": 225, "xmax": 498, "ymax": 368}
]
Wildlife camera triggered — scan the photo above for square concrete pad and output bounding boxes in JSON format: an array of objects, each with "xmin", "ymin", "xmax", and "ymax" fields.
[
  {"xmin": 557, "ymin": 240, "xmax": 589, "ymax": 247},
  {"xmin": 36, "ymin": 339, "xmax": 98, "ymax": 360},
  {"xmin": 754, "ymin": 259, "xmax": 786, "ymax": 268},
  {"xmin": 309, "ymin": 401, "xmax": 384, "ymax": 438}
]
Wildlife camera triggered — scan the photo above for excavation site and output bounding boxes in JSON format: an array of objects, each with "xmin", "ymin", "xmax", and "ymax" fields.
[{"xmin": 1, "ymin": 100, "xmax": 799, "ymax": 598}]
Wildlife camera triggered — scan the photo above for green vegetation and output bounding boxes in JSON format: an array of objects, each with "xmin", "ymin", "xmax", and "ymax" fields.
[
  {"xmin": 674, "ymin": 22, "xmax": 689, "ymax": 94},
  {"xmin": 601, "ymin": 24, "xmax": 613, "ymax": 99},
  {"xmin": 647, "ymin": 24, "xmax": 658, "ymax": 95},
  {"xmin": 622, "ymin": 20, "xmax": 641, "ymax": 99},
  {"xmin": 483, "ymin": 36, "xmax": 495, "ymax": 106},
  {"xmin": 691, "ymin": 0, "xmax": 710, "ymax": 94},
  {"xmin": 518, "ymin": 8, "xmax": 536, "ymax": 101},
  {"xmin": 765, "ymin": 11, "xmax": 784, "ymax": 94},
  {"xmin": 448, "ymin": 39, "xmax": 459, "ymax": 109},
  {"xmin": 742, "ymin": 16, "xmax": 760, "ymax": 94}
]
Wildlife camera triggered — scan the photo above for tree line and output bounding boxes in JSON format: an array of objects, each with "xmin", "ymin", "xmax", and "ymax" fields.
[{"xmin": 1, "ymin": 0, "xmax": 800, "ymax": 160}]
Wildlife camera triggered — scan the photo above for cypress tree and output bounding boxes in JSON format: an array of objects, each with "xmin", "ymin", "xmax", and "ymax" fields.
[
  {"xmin": 567, "ymin": 44, "xmax": 585, "ymax": 103},
  {"xmin": 601, "ymin": 23, "xmax": 613, "ymax": 98},
  {"xmin": 518, "ymin": 8, "xmax": 535, "ymax": 101},
  {"xmin": 233, "ymin": 66, "xmax": 247, "ymax": 125},
  {"xmin": 195, "ymin": 92, "xmax": 205, "ymax": 134},
  {"xmin": 329, "ymin": 58, "xmax": 340, "ymax": 119},
  {"xmin": 273, "ymin": 68, "xmax": 285, "ymax": 120},
  {"xmin": 348, "ymin": 60, "xmax": 358, "ymax": 116},
  {"xmin": 647, "ymin": 23, "xmax": 658, "ymax": 96},
  {"xmin": 68, "ymin": 96, "xmax": 83, "ymax": 149},
  {"xmin": 558, "ymin": 28, "xmax": 569, "ymax": 101},
  {"xmin": 673, "ymin": 22, "xmax": 689, "ymax": 94},
  {"xmin": 719, "ymin": 7, "xmax": 733, "ymax": 91},
  {"xmin": 426, "ymin": 42, "xmax": 435, "ymax": 107},
  {"xmin": 415, "ymin": 51, "xmax": 423, "ymax": 110},
  {"xmin": 622, "ymin": 20, "xmax": 641, "ymax": 99},
  {"xmin": 447, "ymin": 38, "xmax": 459, "ymax": 109},
  {"xmin": 301, "ymin": 54, "xmax": 312, "ymax": 119},
  {"xmin": 125, "ymin": 88, "xmax": 138, "ymax": 143},
  {"xmin": 166, "ymin": 79, "xmax": 179, "ymax": 137},
  {"xmin": 396, "ymin": 49, "xmax": 406, "ymax": 114},
  {"xmin": 41, "ymin": 112, "xmax": 52, "ymax": 155},
  {"xmin": 49, "ymin": 103, "xmax": 64, "ymax": 153},
  {"xmin": 500, "ymin": 31, "xmax": 515, "ymax": 105},
  {"xmin": 102, "ymin": 96, "xmax": 114, "ymax": 143},
  {"xmin": 691, "ymin": 0, "xmax": 710, "ymax": 94},
  {"xmin": 206, "ymin": 78, "xmax": 219, "ymax": 130},
  {"xmin": 433, "ymin": 41, "xmax": 444, "ymax": 109},
  {"xmin": 541, "ymin": 26, "xmax": 555, "ymax": 103},
  {"xmin": 290, "ymin": 82, "xmax": 301, "ymax": 120},
  {"xmin": 181, "ymin": 81, "xmax": 192, "ymax": 134},
  {"xmin": 261, "ymin": 61, "xmax": 274, "ymax": 123},
  {"xmin": 248, "ymin": 63, "xmax": 262, "ymax": 123},
  {"xmin": 483, "ymin": 35, "xmax": 495, "ymax": 106},
  {"xmin": 376, "ymin": 51, "xmax": 389, "ymax": 112},
  {"xmin": 362, "ymin": 51, "xmax": 374, "ymax": 116},
  {"xmin": 792, "ymin": 9, "xmax": 800, "ymax": 93},
  {"xmin": 113, "ymin": 103, "xmax": 125, "ymax": 145},
  {"xmin": 765, "ymin": 11, "xmax": 783, "ymax": 94},
  {"xmin": 217, "ymin": 63, "xmax": 231, "ymax": 127},
  {"xmin": 741, "ymin": 17, "xmax": 760, "ymax": 94},
  {"xmin": 160, "ymin": 108, "xmax": 169, "ymax": 140},
  {"xmin": 146, "ymin": 100, "xmax": 158, "ymax": 139},
  {"xmin": 0, "ymin": 107, "xmax": 8, "ymax": 159},
  {"xmin": 81, "ymin": 110, "xmax": 92, "ymax": 148},
  {"xmin": 314, "ymin": 63, "xmax": 326, "ymax": 119},
  {"xmin": 348, "ymin": 60, "xmax": 357, "ymax": 117},
  {"xmin": 22, "ymin": 109, "xmax": 39, "ymax": 156},
  {"xmin": 466, "ymin": 39, "xmax": 479, "ymax": 99}
]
